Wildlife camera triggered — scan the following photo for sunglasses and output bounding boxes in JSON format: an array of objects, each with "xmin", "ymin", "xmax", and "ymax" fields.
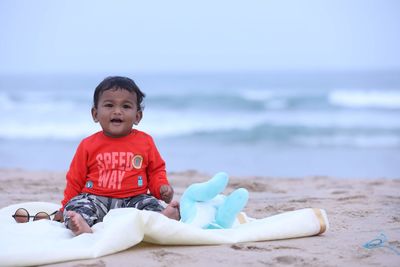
[{"xmin": 12, "ymin": 208, "xmax": 58, "ymax": 223}]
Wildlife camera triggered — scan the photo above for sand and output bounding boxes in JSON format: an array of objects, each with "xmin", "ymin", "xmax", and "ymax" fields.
[{"xmin": 0, "ymin": 168, "xmax": 399, "ymax": 267}]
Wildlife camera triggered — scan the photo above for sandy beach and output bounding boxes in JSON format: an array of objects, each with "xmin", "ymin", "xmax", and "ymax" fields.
[{"xmin": 0, "ymin": 168, "xmax": 399, "ymax": 267}]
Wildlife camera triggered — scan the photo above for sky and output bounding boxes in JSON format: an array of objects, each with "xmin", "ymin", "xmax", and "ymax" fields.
[{"xmin": 0, "ymin": 0, "xmax": 399, "ymax": 74}]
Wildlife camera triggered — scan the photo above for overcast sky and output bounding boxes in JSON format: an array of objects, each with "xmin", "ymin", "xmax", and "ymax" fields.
[{"xmin": 0, "ymin": 0, "xmax": 399, "ymax": 74}]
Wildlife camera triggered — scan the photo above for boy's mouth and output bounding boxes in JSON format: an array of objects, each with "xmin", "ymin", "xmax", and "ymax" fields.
[{"xmin": 110, "ymin": 118, "xmax": 123, "ymax": 123}]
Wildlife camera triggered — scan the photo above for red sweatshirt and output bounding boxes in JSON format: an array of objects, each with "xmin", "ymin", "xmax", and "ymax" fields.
[{"xmin": 61, "ymin": 130, "xmax": 169, "ymax": 210}]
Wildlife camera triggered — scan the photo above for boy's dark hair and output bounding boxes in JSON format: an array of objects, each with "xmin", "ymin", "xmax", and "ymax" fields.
[{"xmin": 93, "ymin": 76, "xmax": 145, "ymax": 111}]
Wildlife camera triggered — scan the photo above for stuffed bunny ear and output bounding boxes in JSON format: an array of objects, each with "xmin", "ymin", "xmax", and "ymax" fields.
[
  {"xmin": 180, "ymin": 172, "xmax": 229, "ymax": 224},
  {"xmin": 187, "ymin": 172, "xmax": 228, "ymax": 202},
  {"xmin": 215, "ymin": 188, "xmax": 249, "ymax": 228}
]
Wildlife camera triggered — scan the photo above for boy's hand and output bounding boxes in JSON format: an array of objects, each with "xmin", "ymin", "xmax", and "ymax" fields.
[
  {"xmin": 160, "ymin": 185, "xmax": 174, "ymax": 203},
  {"xmin": 53, "ymin": 210, "xmax": 64, "ymax": 222}
]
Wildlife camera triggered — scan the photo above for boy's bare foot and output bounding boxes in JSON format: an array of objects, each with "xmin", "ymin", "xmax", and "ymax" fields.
[
  {"xmin": 67, "ymin": 211, "xmax": 93, "ymax": 236},
  {"xmin": 161, "ymin": 200, "xmax": 180, "ymax": 220}
]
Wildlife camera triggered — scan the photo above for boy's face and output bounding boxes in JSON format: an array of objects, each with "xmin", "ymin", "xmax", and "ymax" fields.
[{"xmin": 91, "ymin": 88, "xmax": 142, "ymax": 138}]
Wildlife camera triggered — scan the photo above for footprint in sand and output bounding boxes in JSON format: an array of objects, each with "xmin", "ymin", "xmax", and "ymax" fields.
[
  {"xmin": 230, "ymin": 244, "xmax": 272, "ymax": 252},
  {"xmin": 274, "ymin": 255, "xmax": 305, "ymax": 265},
  {"xmin": 151, "ymin": 249, "xmax": 188, "ymax": 262},
  {"xmin": 73, "ymin": 260, "xmax": 106, "ymax": 267},
  {"xmin": 273, "ymin": 246, "xmax": 302, "ymax": 250},
  {"xmin": 389, "ymin": 216, "xmax": 400, "ymax": 223},
  {"xmin": 229, "ymin": 181, "xmax": 268, "ymax": 192},
  {"xmin": 337, "ymin": 195, "xmax": 367, "ymax": 201},
  {"xmin": 331, "ymin": 190, "xmax": 348, "ymax": 195}
]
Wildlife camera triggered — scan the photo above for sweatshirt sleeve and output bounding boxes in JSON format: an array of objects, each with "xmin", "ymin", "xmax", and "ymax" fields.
[
  {"xmin": 60, "ymin": 141, "xmax": 88, "ymax": 211},
  {"xmin": 146, "ymin": 136, "xmax": 169, "ymax": 199}
]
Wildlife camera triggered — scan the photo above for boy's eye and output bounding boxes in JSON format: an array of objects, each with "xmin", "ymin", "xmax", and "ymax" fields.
[
  {"xmin": 104, "ymin": 103, "xmax": 113, "ymax": 108},
  {"xmin": 123, "ymin": 104, "xmax": 132, "ymax": 109}
]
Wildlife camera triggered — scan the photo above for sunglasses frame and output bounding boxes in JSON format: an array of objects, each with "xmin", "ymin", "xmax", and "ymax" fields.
[{"xmin": 12, "ymin": 208, "xmax": 58, "ymax": 223}]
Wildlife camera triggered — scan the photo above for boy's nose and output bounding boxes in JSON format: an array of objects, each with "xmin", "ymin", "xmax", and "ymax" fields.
[{"xmin": 113, "ymin": 107, "xmax": 122, "ymax": 114}]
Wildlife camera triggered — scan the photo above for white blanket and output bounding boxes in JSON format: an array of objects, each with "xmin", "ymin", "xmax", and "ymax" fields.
[{"xmin": 0, "ymin": 202, "xmax": 329, "ymax": 266}]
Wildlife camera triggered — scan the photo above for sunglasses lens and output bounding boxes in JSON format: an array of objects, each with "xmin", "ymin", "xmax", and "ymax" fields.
[
  {"xmin": 13, "ymin": 208, "xmax": 29, "ymax": 223},
  {"xmin": 34, "ymin": 212, "xmax": 50, "ymax": 221}
]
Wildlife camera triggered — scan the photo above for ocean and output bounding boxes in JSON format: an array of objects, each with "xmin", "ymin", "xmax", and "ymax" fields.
[{"xmin": 0, "ymin": 71, "xmax": 399, "ymax": 178}]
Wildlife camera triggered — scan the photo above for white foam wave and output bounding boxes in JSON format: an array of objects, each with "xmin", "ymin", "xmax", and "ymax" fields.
[
  {"xmin": 240, "ymin": 90, "xmax": 292, "ymax": 110},
  {"xmin": 140, "ymin": 109, "xmax": 266, "ymax": 138},
  {"xmin": 0, "ymin": 122, "xmax": 98, "ymax": 140},
  {"xmin": 2, "ymin": 108, "xmax": 399, "ymax": 141},
  {"xmin": 329, "ymin": 89, "xmax": 400, "ymax": 109}
]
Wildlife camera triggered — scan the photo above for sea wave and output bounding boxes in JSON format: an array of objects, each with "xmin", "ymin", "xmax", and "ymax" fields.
[
  {"xmin": 148, "ymin": 89, "xmax": 331, "ymax": 111},
  {"xmin": 1, "ymin": 76, "xmax": 400, "ymax": 150},
  {"xmin": 1, "ymin": 104, "xmax": 399, "ymax": 141},
  {"xmin": 147, "ymin": 93, "xmax": 266, "ymax": 111},
  {"xmin": 3, "ymin": 114, "xmax": 399, "ymax": 149},
  {"xmin": 3, "ymin": 87, "xmax": 400, "ymax": 118},
  {"xmin": 177, "ymin": 124, "xmax": 400, "ymax": 148}
]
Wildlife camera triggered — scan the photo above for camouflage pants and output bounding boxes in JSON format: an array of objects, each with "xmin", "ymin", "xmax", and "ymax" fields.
[{"xmin": 63, "ymin": 193, "xmax": 164, "ymax": 229}]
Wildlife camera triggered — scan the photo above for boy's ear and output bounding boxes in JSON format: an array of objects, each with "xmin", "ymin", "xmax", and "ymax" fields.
[
  {"xmin": 91, "ymin": 107, "xmax": 99, "ymax": 122},
  {"xmin": 134, "ymin": 110, "xmax": 143, "ymax": 125}
]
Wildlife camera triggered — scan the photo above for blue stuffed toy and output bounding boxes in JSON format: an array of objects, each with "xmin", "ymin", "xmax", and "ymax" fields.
[{"xmin": 180, "ymin": 172, "xmax": 249, "ymax": 229}]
